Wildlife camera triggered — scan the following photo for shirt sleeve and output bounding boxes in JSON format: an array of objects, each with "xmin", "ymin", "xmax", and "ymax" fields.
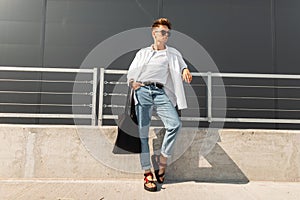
[
  {"xmin": 178, "ymin": 54, "xmax": 188, "ymax": 73},
  {"xmin": 170, "ymin": 47, "xmax": 188, "ymax": 72},
  {"xmin": 127, "ymin": 50, "xmax": 141, "ymax": 85}
]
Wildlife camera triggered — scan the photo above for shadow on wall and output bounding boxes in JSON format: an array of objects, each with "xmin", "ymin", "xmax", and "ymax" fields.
[{"xmin": 153, "ymin": 128, "xmax": 249, "ymax": 184}]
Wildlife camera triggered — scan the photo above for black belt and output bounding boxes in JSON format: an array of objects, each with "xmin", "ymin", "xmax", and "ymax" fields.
[{"xmin": 140, "ymin": 81, "xmax": 164, "ymax": 89}]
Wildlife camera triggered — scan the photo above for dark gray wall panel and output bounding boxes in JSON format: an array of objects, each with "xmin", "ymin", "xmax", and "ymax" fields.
[
  {"xmin": 276, "ymin": 0, "xmax": 300, "ymax": 74},
  {"xmin": 0, "ymin": 0, "xmax": 44, "ymax": 123},
  {"xmin": 44, "ymin": 0, "xmax": 159, "ymax": 67},
  {"xmin": 0, "ymin": 0, "xmax": 44, "ymax": 66},
  {"xmin": 163, "ymin": 0, "xmax": 277, "ymax": 129},
  {"xmin": 163, "ymin": 0, "xmax": 273, "ymax": 73},
  {"xmin": 275, "ymin": 0, "xmax": 300, "ymax": 129}
]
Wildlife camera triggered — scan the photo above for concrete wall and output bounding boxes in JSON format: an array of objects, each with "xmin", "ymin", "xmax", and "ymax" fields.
[{"xmin": 0, "ymin": 125, "xmax": 299, "ymax": 182}]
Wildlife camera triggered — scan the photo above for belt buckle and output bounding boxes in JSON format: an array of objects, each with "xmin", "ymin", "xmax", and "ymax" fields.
[{"xmin": 154, "ymin": 82, "xmax": 163, "ymax": 89}]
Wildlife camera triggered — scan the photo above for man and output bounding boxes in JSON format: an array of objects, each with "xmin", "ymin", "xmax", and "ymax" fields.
[{"xmin": 127, "ymin": 18, "xmax": 192, "ymax": 192}]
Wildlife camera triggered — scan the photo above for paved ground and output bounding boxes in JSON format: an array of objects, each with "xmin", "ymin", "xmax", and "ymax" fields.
[{"xmin": 1, "ymin": 179, "xmax": 300, "ymax": 200}]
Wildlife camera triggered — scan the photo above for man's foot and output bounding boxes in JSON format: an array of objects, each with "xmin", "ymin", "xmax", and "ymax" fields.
[
  {"xmin": 154, "ymin": 155, "xmax": 167, "ymax": 183},
  {"xmin": 144, "ymin": 172, "xmax": 157, "ymax": 192}
]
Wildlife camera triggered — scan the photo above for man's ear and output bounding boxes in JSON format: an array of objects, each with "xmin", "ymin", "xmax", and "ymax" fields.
[
  {"xmin": 152, "ymin": 30, "xmax": 156, "ymax": 38},
  {"xmin": 152, "ymin": 32, "xmax": 157, "ymax": 40}
]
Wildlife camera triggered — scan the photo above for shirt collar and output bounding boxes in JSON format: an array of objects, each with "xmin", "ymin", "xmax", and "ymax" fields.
[{"xmin": 149, "ymin": 44, "xmax": 168, "ymax": 52}]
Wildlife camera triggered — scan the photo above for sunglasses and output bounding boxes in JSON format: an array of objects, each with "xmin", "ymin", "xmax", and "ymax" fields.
[{"xmin": 155, "ymin": 30, "xmax": 171, "ymax": 37}]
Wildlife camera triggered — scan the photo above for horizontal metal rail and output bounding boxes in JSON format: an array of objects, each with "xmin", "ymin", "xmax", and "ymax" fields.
[
  {"xmin": 0, "ymin": 113, "xmax": 92, "ymax": 119},
  {"xmin": 0, "ymin": 78, "xmax": 91, "ymax": 84},
  {"xmin": 213, "ymin": 118, "xmax": 300, "ymax": 124},
  {"xmin": 191, "ymin": 72, "xmax": 300, "ymax": 79},
  {"xmin": 0, "ymin": 91, "xmax": 90, "ymax": 95},
  {"xmin": 0, "ymin": 66, "xmax": 94, "ymax": 73}
]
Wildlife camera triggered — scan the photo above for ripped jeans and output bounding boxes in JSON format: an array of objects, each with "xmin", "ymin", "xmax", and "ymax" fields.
[{"xmin": 135, "ymin": 85, "xmax": 181, "ymax": 170}]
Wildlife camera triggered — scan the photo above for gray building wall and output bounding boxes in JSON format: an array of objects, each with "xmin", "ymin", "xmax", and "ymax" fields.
[{"xmin": 0, "ymin": 0, "xmax": 299, "ymax": 128}]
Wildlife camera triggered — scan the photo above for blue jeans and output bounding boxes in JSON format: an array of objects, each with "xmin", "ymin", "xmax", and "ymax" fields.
[{"xmin": 135, "ymin": 85, "xmax": 182, "ymax": 170}]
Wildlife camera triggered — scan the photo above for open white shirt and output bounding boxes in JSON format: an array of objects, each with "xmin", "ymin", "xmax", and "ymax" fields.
[{"xmin": 127, "ymin": 45, "xmax": 188, "ymax": 110}]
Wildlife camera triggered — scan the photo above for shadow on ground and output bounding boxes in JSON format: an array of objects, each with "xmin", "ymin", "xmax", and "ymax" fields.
[{"xmin": 152, "ymin": 128, "xmax": 249, "ymax": 185}]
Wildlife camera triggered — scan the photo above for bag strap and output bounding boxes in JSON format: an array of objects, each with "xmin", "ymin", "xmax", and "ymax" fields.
[
  {"xmin": 124, "ymin": 88, "xmax": 133, "ymax": 114},
  {"xmin": 124, "ymin": 88, "xmax": 138, "ymax": 124}
]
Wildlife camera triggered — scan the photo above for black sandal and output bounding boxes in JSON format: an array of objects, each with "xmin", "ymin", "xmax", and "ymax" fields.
[
  {"xmin": 144, "ymin": 172, "xmax": 157, "ymax": 192},
  {"xmin": 154, "ymin": 163, "xmax": 167, "ymax": 184}
]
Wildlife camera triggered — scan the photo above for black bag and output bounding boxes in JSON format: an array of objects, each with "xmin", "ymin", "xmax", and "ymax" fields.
[{"xmin": 112, "ymin": 88, "xmax": 141, "ymax": 154}]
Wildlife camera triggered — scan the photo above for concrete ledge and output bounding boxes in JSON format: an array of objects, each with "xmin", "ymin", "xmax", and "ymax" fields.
[
  {"xmin": 169, "ymin": 129, "xmax": 300, "ymax": 182},
  {"xmin": 0, "ymin": 125, "xmax": 299, "ymax": 182}
]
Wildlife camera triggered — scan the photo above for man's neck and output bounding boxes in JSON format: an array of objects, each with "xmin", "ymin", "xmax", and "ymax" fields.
[{"xmin": 152, "ymin": 42, "xmax": 166, "ymax": 51}]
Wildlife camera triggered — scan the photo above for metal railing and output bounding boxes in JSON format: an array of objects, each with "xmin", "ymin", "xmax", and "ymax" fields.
[
  {"xmin": 1, "ymin": 67, "xmax": 299, "ymax": 126},
  {"xmin": 0, "ymin": 66, "xmax": 97, "ymax": 125},
  {"xmin": 207, "ymin": 72, "xmax": 300, "ymax": 124},
  {"xmin": 98, "ymin": 68, "xmax": 300, "ymax": 125}
]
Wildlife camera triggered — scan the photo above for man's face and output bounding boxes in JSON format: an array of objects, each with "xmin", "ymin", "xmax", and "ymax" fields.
[{"xmin": 152, "ymin": 25, "xmax": 170, "ymax": 44}]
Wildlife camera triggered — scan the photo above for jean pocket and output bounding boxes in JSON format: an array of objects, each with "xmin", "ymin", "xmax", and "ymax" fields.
[
  {"xmin": 134, "ymin": 87, "xmax": 142, "ymax": 91},
  {"xmin": 135, "ymin": 85, "xmax": 146, "ymax": 92}
]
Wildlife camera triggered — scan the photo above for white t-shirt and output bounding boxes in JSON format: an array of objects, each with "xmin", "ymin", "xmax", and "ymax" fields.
[{"xmin": 138, "ymin": 49, "xmax": 169, "ymax": 85}]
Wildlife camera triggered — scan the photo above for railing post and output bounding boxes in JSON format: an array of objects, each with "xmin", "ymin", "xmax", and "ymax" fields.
[
  {"xmin": 91, "ymin": 67, "xmax": 98, "ymax": 126},
  {"xmin": 98, "ymin": 68, "xmax": 105, "ymax": 126},
  {"xmin": 207, "ymin": 72, "xmax": 212, "ymax": 123}
]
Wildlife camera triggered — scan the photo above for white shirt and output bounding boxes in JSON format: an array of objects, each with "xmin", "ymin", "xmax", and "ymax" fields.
[{"xmin": 138, "ymin": 49, "xmax": 169, "ymax": 85}]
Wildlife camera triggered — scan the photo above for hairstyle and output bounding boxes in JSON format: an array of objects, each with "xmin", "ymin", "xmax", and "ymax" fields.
[{"xmin": 152, "ymin": 18, "xmax": 172, "ymax": 29}]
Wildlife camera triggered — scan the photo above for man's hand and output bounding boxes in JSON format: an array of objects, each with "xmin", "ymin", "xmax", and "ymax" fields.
[
  {"xmin": 182, "ymin": 68, "xmax": 192, "ymax": 83},
  {"xmin": 131, "ymin": 81, "xmax": 144, "ymax": 90}
]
